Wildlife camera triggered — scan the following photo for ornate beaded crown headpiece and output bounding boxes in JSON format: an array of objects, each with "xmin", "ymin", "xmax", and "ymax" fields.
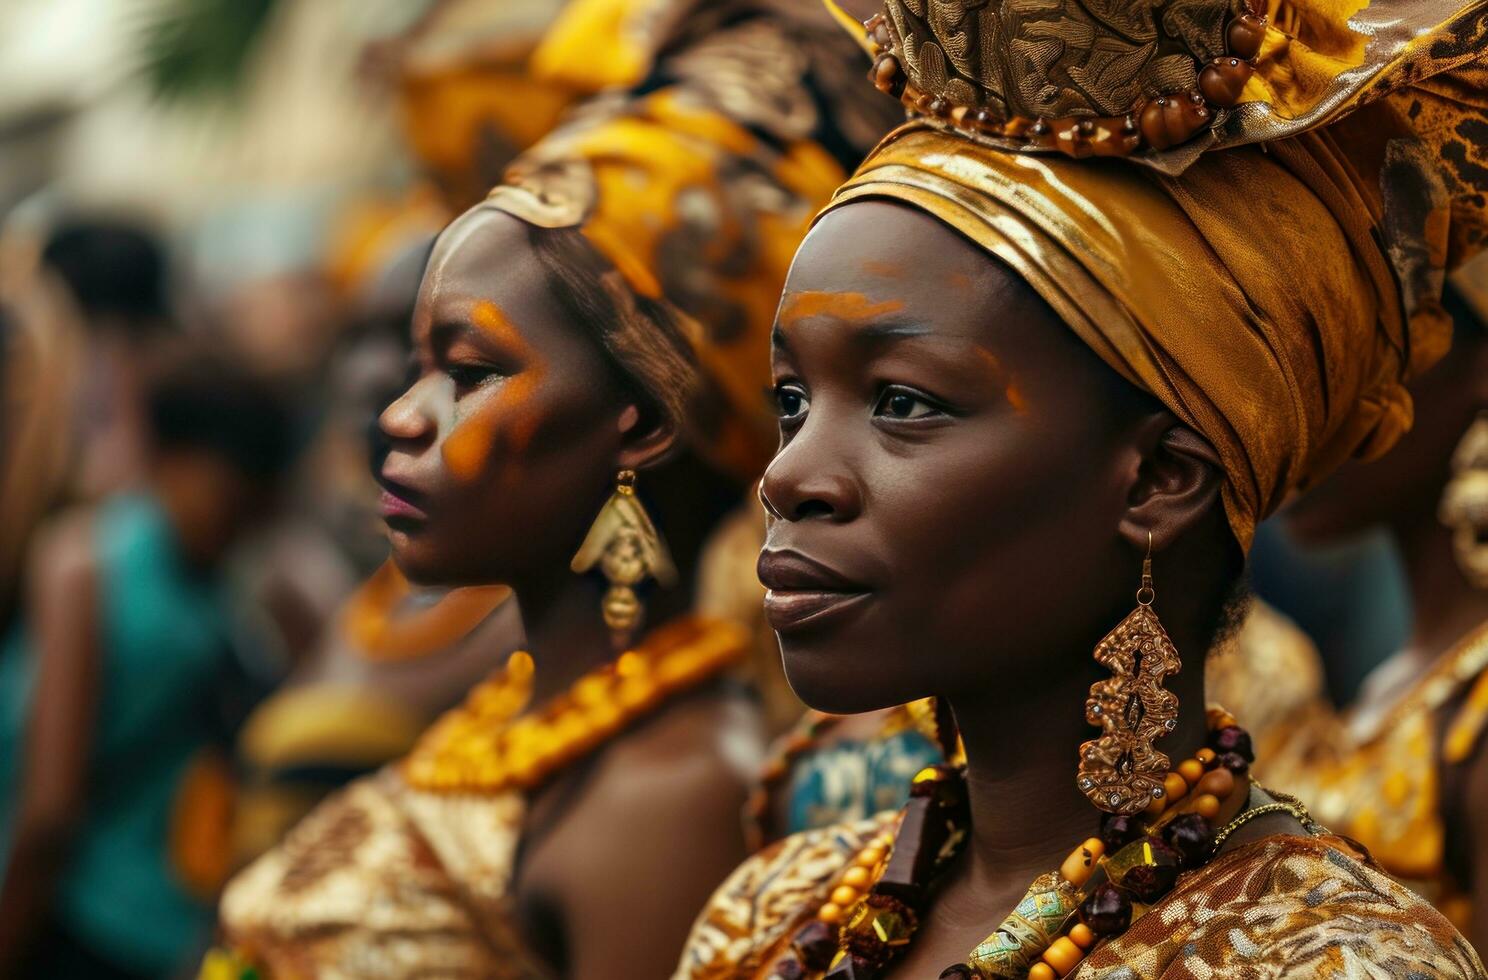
[{"xmin": 858, "ymin": 0, "xmax": 1267, "ymax": 159}]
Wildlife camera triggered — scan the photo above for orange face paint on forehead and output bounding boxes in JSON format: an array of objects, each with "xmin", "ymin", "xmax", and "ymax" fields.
[
  {"xmin": 862, "ymin": 259, "xmax": 907, "ymax": 280},
  {"xmin": 972, "ymin": 347, "xmax": 1028, "ymax": 414},
  {"xmin": 470, "ymin": 300, "xmax": 525, "ymax": 348},
  {"xmin": 778, "ymin": 291, "xmax": 906, "ymax": 327}
]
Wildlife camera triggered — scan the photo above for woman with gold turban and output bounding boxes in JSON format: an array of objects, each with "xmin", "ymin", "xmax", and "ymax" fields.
[
  {"xmin": 203, "ymin": 3, "xmax": 896, "ymax": 979},
  {"xmin": 676, "ymin": 0, "xmax": 1488, "ymax": 976}
]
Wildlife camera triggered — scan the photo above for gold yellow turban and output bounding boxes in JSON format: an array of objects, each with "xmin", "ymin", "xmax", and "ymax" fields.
[
  {"xmin": 824, "ymin": 0, "xmax": 1488, "ymax": 548},
  {"xmin": 481, "ymin": 0, "xmax": 899, "ymax": 479}
]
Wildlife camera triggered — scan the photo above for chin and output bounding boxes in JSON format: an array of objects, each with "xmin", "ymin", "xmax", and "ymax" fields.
[
  {"xmin": 387, "ymin": 533, "xmax": 457, "ymax": 587},
  {"xmin": 778, "ymin": 636, "xmax": 912, "ymax": 716}
]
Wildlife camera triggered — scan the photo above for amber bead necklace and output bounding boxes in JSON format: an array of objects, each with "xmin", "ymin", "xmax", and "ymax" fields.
[{"xmin": 763, "ymin": 709, "xmax": 1313, "ymax": 979}]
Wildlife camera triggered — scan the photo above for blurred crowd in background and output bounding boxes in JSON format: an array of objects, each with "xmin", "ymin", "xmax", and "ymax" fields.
[{"xmin": 0, "ymin": 0, "xmax": 1439, "ymax": 976}]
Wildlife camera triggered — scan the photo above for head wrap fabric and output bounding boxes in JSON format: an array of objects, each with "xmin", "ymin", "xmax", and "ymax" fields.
[
  {"xmin": 822, "ymin": 1, "xmax": 1488, "ymax": 549},
  {"xmin": 836, "ymin": 0, "xmax": 1488, "ymax": 172},
  {"xmin": 484, "ymin": 0, "xmax": 899, "ymax": 478}
]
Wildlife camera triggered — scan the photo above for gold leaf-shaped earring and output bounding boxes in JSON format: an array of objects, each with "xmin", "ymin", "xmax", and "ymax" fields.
[
  {"xmin": 571, "ymin": 470, "xmax": 677, "ymax": 641},
  {"xmin": 1440, "ymin": 411, "xmax": 1488, "ymax": 589},
  {"xmin": 1076, "ymin": 532, "xmax": 1181, "ymax": 815}
]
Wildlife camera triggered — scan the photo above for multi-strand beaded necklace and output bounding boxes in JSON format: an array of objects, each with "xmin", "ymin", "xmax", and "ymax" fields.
[{"xmin": 763, "ymin": 709, "xmax": 1312, "ymax": 979}]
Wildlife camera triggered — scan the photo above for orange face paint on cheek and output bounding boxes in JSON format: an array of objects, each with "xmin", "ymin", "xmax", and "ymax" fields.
[
  {"xmin": 440, "ymin": 301, "xmax": 550, "ymax": 484},
  {"xmin": 443, "ymin": 412, "xmax": 498, "ymax": 482},
  {"xmin": 779, "ymin": 291, "xmax": 906, "ymax": 325}
]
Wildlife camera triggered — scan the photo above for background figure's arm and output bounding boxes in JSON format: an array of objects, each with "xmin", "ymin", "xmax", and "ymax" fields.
[{"xmin": 0, "ymin": 516, "xmax": 102, "ymax": 969}]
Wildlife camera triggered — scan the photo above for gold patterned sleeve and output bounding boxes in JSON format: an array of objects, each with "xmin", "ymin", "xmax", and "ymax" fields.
[
  {"xmin": 1081, "ymin": 834, "xmax": 1487, "ymax": 978},
  {"xmin": 212, "ymin": 769, "xmax": 544, "ymax": 980},
  {"xmin": 674, "ymin": 812, "xmax": 897, "ymax": 980}
]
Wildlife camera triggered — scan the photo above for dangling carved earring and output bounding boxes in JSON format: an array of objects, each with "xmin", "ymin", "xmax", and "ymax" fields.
[
  {"xmin": 1077, "ymin": 531, "xmax": 1181, "ymax": 815},
  {"xmin": 1440, "ymin": 411, "xmax": 1488, "ymax": 589},
  {"xmin": 571, "ymin": 470, "xmax": 677, "ymax": 642}
]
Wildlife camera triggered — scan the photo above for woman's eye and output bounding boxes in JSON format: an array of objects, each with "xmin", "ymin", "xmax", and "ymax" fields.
[
  {"xmin": 446, "ymin": 364, "xmax": 500, "ymax": 391},
  {"xmin": 774, "ymin": 385, "xmax": 809, "ymax": 421},
  {"xmin": 875, "ymin": 387, "xmax": 943, "ymax": 420}
]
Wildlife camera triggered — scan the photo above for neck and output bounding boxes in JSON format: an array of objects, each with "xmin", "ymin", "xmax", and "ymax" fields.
[
  {"xmin": 516, "ymin": 571, "xmax": 632, "ymax": 705},
  {"xmin": 949, "ymin": 604, "xmax": 1212, "ymax": 897},
  {"xmin": 149, "ymin": 472, "xmax": 218, "ymax": 573},
  {"xmin": 1391, "ymin": 487, "xmax": 1488, "ymax": 660}
]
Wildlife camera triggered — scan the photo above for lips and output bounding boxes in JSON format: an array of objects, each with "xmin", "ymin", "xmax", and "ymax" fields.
[
  {"xmin": 757, "ymin": 549, "xmax": 872, "ymax": 633},
  {"xmin": 376, "ymin": 473, "xmax": 430, "ymax": 527}
]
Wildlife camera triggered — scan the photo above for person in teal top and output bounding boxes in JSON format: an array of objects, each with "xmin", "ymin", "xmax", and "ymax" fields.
[{"xmin": 0, "ymin": 348, "xmax": 295, "ymax": 979}]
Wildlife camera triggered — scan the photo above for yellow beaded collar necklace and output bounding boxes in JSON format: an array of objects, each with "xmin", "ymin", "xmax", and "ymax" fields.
[{"xmin": 403, "ymin": 616, "xmax": 747, "ymax": 793}]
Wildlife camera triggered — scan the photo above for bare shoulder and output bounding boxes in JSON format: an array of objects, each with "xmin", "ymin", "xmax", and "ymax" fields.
[
  {"xmin": 560, "ymin": 685, "xmax": 765, "ymax": 850},
  {"xmin": 27, "ymin": 507, "xmax": 98, "ymax": 589}
]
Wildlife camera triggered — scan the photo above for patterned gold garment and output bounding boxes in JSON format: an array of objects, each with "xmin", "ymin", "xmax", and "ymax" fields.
[
  {"xmin": 1205, "ymin": 601, "xmax": 1326, "ymax": 744},
  {"xmin": 214, "ymin": 617, "xmax": 748, "ymax": 980},
  {"xmin": 676, "ymin": 810, "xmax": 1485, "ymax": 979},
  {"xmin": 1256, "ymin": 620, "xmax": 1488, "ymax": 928}
]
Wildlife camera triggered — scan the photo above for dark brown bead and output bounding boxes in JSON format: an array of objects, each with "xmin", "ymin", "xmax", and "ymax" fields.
[
  {"xmin": 1199, "ymin": 57, "xmax": 1254, "ymax": 107},
  {"xmin": 970, "ymin": 108, "xmax": 997, "ymax": 131},
  {"xmin": 1162, "ymin": 812, "xmax": 1215, "ymax": 870},
  {"xmin": 1120, "ymin": 837, "xmax": 1181, "ymax": 902},
  {"xmin": 1092, "ymin": 127, "xmax": 1142, "ymax": 156},
  {"xmin": 1053, "ymin": 117, "xmax": 1095, "ymax": 158},
  {"xmin": 939, "ymin": 966, "xmax": 976, "ymax": 979},
  {"xmin": 1100, "ymin": 812, "xmax": 1143, "ymax": 853},
  {"xmin": 1079, "ymin": 882, "xmax": 1133, "ymax": 935},
  {"xmin": 792, "ymin": 921, "xmax": 839, "ymax": 970},
  {"xmin": 1210, "ymin": 725, "xmax": 1254, "ymax": 762},
  {"xmin": 1218, "ymin": 750, "xmax": 1250, "ymax": 775},
  {"xmin": 1227, "ymin": 12, "xmax": 1267, "ymax": 59},
  {"xmin": 1030, "ymin": 118, "xmax": 1050, "ymax": 136},
  {"xmin": 1139, "ymin": 93, "xmax": 1211, "ymax": 150},
  {"xmin": 771, "ymin": 957, "xmax": 807, "ymax": 980},
  {"xmin": 928, "ymin": 97, "xmax": 951, "ymax": 117}
]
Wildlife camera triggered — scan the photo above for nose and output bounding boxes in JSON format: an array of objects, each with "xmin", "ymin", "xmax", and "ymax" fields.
[
  {"xmin": 760, "ymin": 421, "xmax": 862, "ymax": 523},
  {"xmin": 378, "ymin": 375, "xmax": 437, "ymax": 448}
]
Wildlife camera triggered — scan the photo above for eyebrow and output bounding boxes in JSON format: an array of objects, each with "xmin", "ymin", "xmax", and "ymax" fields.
[
  {"xmin": 772, "ymin": 318, "xmax": 946, "ymax": 350},
  {"xmin": 857, "ymin": 321, "xmax": 932, "ymax": 339}
]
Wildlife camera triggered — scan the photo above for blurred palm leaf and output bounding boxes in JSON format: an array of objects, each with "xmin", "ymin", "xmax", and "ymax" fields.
[{"xmin": 138, "ymin": 0, "xmax": 283, "ymax": 101}]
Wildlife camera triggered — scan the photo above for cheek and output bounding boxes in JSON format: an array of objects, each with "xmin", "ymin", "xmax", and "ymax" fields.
[
  {"xmin": 441, "ymin": 370, "xmax": 548, "ymax": 484},
  {"xmin": 873, "ymin": 421, "xmax": 1118, "ymax": 652}
]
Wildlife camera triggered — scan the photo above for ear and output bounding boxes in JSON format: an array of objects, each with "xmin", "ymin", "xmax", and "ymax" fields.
[
  {"xmin": 1116, "ymin": 412, "xmax": 1226, "ymax": 553},
  {"xmin": 614, "ymin": 403, "xmax": 680, "ymax": 472}
]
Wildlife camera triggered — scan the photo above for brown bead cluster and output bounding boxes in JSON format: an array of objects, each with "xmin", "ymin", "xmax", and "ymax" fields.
[{"xmin": 865, "ymin": 1, "xmax": 1270, "ymax": 159}]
